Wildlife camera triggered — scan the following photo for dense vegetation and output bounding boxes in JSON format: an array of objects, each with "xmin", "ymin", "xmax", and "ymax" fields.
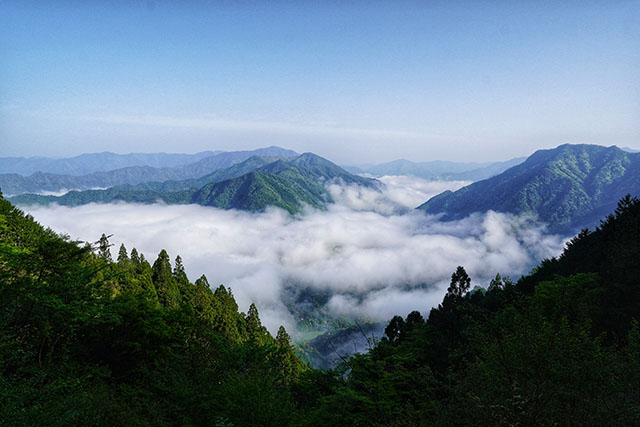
[
  {"xmin": 2, "ymin": 189, "xmax": 640, "ymax": 425},
  {"xmin": 300, "ymin": 195, "xmax": 640, "ymax": 425},
  {"xmin": 10, "ymin": 153, "xmax": 378, "ymax": 214},
  {"xmin": 419, "ymin": 144, "xmax": 640, "ymax": 233},
  {"xmin": 0, "ymin": 191, "xmax": 302, "ymax": 425}
]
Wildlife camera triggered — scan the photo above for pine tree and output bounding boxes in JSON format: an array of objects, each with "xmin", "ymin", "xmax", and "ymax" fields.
[
  {"xmin": 130, "ymin": 247, "xmax": 140, "ymax": 265},
  {"xmin": 245, "ymin": 303, "xmax": 266, "ymax": 344},
  {"xmin": 97, "ymin": 233, "xmax": 112, "ymax": 262},
  {"xmin": 117, "ymin": 244, "xmax": 129, "ymax": 263},
  {"xmin": 384, "ymin": 315, "xmax": 405, "ymax": 345},
  {"xmin": 173, "ymin": 255, "xmax": 189, "ymax": 284},
  {"xmin": 276, "ymin": 325, "xmax": 291, "ymax": 349},
  {"xmin": 212, "ymin": 285, "xmax": 241, "ymax": 341},
  {"xmin": 195, "ymin": 274, "xmax": 210, "ymax": 289},
  {"xmin": 274, "ymin": 325, "xmax": 302, "ymax": 384},
  {"xmin": 405, "ymin": 310, "xmax": 424, "ymax": 330},
  {"xmin": 447, "ymin": 266, "xmax": 471, "ymax": 299},
  {"xmin": 151, "ymin": 249, "xmax": 181, "ymax": 308}
]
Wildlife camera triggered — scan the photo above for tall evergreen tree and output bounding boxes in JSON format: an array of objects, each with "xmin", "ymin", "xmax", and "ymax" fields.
[
  {"xmin": 212, "ymin": 285, "xmax": 241, "ymax": 341},
  {"xmin": 384, "ymin": 315, "xmax": 405, "ymax": 345},
  {"xmin": 117, "ymin": 244, "xmax": 128, "ymax": 264},
  {"xmin": 130, "ymin": 247, "xmax": 140, "ymax": 265},
  {"xmin": 195, "ymin": 274, "xmax": 210, "ymax": 289},
  {"xmin": 246, "ymin": 303, "xmax": 267, "ymax": 344},
  {"xmin": 447, "ymin": 266, "xmax": 471, "ymax": 299},
  {"xmin": 276, "ymin": 325, "xmax": 291, "ymax": 349},
  {"xmin": 173, "ymin": 255, "xmax": 189, "ymax": 284},
  {"xmin": 97, "ymin": 233, "xmax": 112, "ymax": 262},
  {"xmin": 151, "ymin": 249, "xmax": 181, "ymax": 308}
]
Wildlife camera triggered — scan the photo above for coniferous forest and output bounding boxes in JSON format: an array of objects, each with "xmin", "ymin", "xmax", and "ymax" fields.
[{"xmin": 2, "ymin": 188, "xmax": 640, "ymax": 425}]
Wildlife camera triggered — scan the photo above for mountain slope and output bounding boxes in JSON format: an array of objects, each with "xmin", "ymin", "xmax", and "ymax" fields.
[
  {"xmin": 101, "ymin": 156, "xmax": 276, "ymax": 194},
  {"xmin": 290, "ymin": 153, "xmax": 376, "ymax": 186},
  {"xmin": 418, "ymin": 144, "xmax": 640, "ymax": 233},
  {"xmin": 192, "ymin": 153, "xmax": 377, "ymax": 213},
  {"xmin": 0, "ymin": 192, "xmax": 302, "ymax": 424},
  {"xmin": 10, "ymin": 152, "xmax": 378, "ymax": 213},
  {"xmin": 0, "ymin": 147, "xmax": 298, "ymax": 196},
  {"xmin": 192, "ymin": 170, "xmax": 328, "ymax": 213}
]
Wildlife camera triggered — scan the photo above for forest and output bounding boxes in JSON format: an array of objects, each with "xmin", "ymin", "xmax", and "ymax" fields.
[{"xmin": 2, "ymin": 190, "xmax": 640, "ymax": 426}]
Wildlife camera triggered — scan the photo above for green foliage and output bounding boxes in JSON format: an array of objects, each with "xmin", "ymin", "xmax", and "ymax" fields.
[
  {"xmin": 420, "ymin": 144, "xmax": 640, "ymax": 233},
  {"xmin": 0, "ymin": 194, "xmax": 303, "ymax": 426},
  {"xmin": 4, "ymin": 184, "xmax": 640, "ymax": 425},
  {"xmin": 10, "ymin": 152, "xmax": 378, "ymax": 214},
  {"xmin": 97, "ymin": 233, "xmax": 112, "ymax": 261},
  {"xmin": 297, "ymin": 196, "xmax": 640, "ymax": 425}
]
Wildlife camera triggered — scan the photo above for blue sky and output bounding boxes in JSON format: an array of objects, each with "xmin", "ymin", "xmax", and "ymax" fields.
[{"xmin": 1, "ymin": 1, "xmax": 639, "ymax": 163}]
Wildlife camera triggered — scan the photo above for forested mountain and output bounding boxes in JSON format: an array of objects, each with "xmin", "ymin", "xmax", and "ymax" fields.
[
  {"xmin": 3, "ymin": 187, "xmax": 640, "ymax": 425},
  {"xmin": 0, "ymin": 191, "xmax": 302, "ymax": 425},
  {"xmin": 0, "ymin": 150, "xmax": 221, "ymax": 176},
  {"xmin": 191, "ymin": 170, "xmax": 328, "ymax": 213},
  {"xmin": 299, "ymin": 195, "xmax": 640, "ymax": 425},
  {"xmin": 344, "ymin": 157, "xmax": 525, "ymax": 181},
  {"xmin": 8, "ymin": 153, "xmax": 378, "ymax": 214},
  {"xmin": 0, "ymin": 147, "xmax": 298, "ymax": 196},
  {"xmin": 419, "ymin": 144, "xmax": 640, "ymax": 233}
]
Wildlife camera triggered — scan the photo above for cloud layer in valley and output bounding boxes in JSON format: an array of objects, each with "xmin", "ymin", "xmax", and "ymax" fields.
[{"xmin": 21, "ymin": 176, "xmax": 568, "ymax": 335}]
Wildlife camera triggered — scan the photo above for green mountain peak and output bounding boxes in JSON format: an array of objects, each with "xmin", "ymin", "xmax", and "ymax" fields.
[{"xmin": 418, "ymin": 144, "xmax": 640, "ymax": 233}]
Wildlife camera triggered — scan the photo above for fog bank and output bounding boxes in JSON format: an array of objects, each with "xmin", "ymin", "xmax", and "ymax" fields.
[{"xmin": 21, "ymin": 177, "xmax": 567, "ymax": 334}]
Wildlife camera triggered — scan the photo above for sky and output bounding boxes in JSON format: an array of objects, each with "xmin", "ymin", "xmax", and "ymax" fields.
[{"xmin": 1, "ymin": 0, "xmax": 639, "ymax": 164}]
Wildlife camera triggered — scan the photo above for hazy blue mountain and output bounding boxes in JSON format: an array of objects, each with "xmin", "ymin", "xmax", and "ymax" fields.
[
  {"xmin": 418, "ymin": 144, "xmax": 640, "ymax": 233},
  {"xmin": 0, "ymin": 151, "xmax": 221, "ymax": 176},
  {"xmin": 289, "ymin": 152, "xmax": 375, "ymax": 186},
  {"xmin": 111, "ymin": 156, "xmax": 276, "ymax": 193},
  {"xmin": 162, "ymin": 146, "xmax": 298, "ymax": 179},
  {"xmin": 341, "ymin": 165, "xmax": 366, "ymax": 174},
  {"xmin": 348, "ymin": 157, "xmax": 525, "ymax": 181},
  {"xmin": 9, "ymin": 187, "xmax": 194, "ymax": 206},
  {"xmin": 10, "ymin": 152, "xmax": 378, "ymax": 214},
  {"xmin": 0, "ymin": 147, "xmax": 298, "ymax": 196},
  {"xmin": 449, "ymin": 157, "xmax": 527, "ymax": 181}
]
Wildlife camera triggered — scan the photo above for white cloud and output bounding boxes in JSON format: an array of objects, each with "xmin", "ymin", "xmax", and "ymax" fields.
[
  {"xmin": 328, "ymin": 176, "xmax": 470, "ymax": 212},
  {"xmin": 21, "ymin": 177, "xmax": 568, "ymax": 335}
]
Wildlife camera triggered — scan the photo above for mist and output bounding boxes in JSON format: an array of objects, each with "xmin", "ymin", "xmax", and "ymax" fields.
[{"xmin": 20, "ymin": 176, "xmax": 568, "ymax": 335}]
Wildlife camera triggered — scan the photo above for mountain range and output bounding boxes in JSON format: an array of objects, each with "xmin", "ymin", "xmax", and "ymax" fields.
[
  {"xmin": 6, "ymin": 143, "xmax": 640, "ymax": 232},
  {"xmin": 0, "ymin": 150, "xmax": 221, "ymax": 176},
  {"xmin": 418, "ymin": 144, "xmax": 640, "ymax": 233},
  {"xmin": 9, "ymin": 153, "xmax": 378, "ymax": 214},
  {"xmin": 344, "ymin": 157, "xmax": 525, "ymax": 181},
  {"xmin": 0, "ymin": 147, "xmax": 298, "ymax": 196}
]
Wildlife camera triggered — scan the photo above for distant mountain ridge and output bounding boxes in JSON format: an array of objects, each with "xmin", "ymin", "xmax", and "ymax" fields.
[
  {"xmin": 0, "ymin": 147, "xmax": 298, "ymax": 196},
  {"xmin": 344, "ymin": 157, "xmax": 525, "ymax": 181},
  {"xmin": 0, "ymin": 151, "xmax": 221, "ymax": 176},
  {"xmin": 9, "ymin": 153, "xmax": 379, "ymax": 214},
  {"xmin": 418, "ymin": 144, "xmax": 640, "ymax": 233}
]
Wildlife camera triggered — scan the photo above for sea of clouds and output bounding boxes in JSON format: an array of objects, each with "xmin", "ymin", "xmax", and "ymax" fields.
[{"xmin": 21, "ymin": 176, "xmax": 568, "ymax": 335}]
